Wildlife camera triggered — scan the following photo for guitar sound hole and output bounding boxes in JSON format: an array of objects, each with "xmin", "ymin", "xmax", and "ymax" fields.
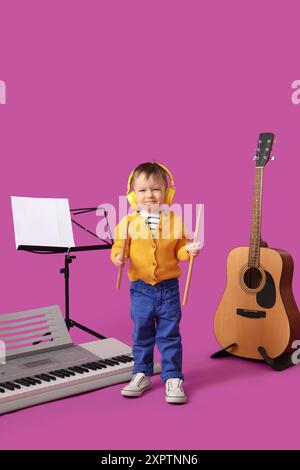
[{"xmin": 243, "ymin": 268, "xmax": 263, "ymax": 289}]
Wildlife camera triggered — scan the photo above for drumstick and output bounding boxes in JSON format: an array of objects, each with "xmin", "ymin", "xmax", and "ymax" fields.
[
  {"xmin": 182, "ymin": 205, "xmax": 202, "ymax": 306},
  {"xmin": 116, "ymin": 220, "xmax": 129, "ymax": 289}
]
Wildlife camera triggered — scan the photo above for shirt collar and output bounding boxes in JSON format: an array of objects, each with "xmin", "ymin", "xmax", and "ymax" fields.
[{"xmin": 139, "ymin": 209, "xmax": 161, "ymax": 218}]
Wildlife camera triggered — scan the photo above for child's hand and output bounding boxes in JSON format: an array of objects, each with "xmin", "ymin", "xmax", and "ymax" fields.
[
  {"xmin": 185, "ymin": 242, "xmax": 201, "ymax": 257},
  {"xmin": 114, "ymin": 253, "xmax": 128, "ymax": 268}
]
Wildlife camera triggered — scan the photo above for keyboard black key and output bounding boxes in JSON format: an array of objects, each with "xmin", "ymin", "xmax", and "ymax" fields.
[
  {"xmin": 43, "ymin": 374, "xmax": 57, "ymax": 381},
  {"xmin": 54, "ymin": 370, "xmax": 70, "ymax": 377},
  {"xmin": 88, "ymin": 362, "xmax": 106, "ymax": 370},
  {"xmin": 15, "ymin": 379, "xmax": 31, "ymax": 387},
  {"xmin": 75, "ymin": 366, "xmax": 88, "ymax": 373},
  {"xmin": 60, "ymin": 369, "xmax": 76, "ymax": 376},
  {"xmin": 1, "ymin": 383, "xmax": 16, "ymax": 391},
  {"xmin": 121, "ymin": 355, "xmax": 134, "ymax": 362},
  {"xmin": 9, "ymin": 382, "xmax": 22, "ymax": 389},
  {"xmin": 35, "ymin": 374, "xmax": 52, "ymax": 382},
  {"xmin": 106, "ymin": 359, "xmax": 121, "ymax": 365},
  {"xmin": 49, "ymin": 371, "xmax": 66, "ymax": 379},
  {"xmin": 100, "ymin": 359, "xmax": 117, "ymax": 366},
  {"xmin": 35, "ymin": 375, "xmax": 51, "ymax": 383},
  {"xmin": 28, "ymin": 377, "xmax": 42, "ymax": 384},
  {"xmin": 90, "ymin": 362, "xmax": 106, "ymax": 369},
  {"xmin": 6, "ymin": 381, "xmax": 21, "ymax": 390},
  {"xmin": 112, "ymin": 356, "xmax": 130, "ymax": 364},
  {"xmin": 77, "ymin": 366, "xmax": 90, "ymax": 373},
  {"xmin": 95, "ymin": 361, "xmax": 108, "ymax": 368},
  {"xmin": 68, "ymin": 367, "xmax": 84, "ymax": 374},
  {"xmin": 81, "ymin": 363, "xmax": 98, "ymax": 371},
  {"xmin": 25, "ymin": 377, "xmax": 40, "ymax": 385},
  {"xmin": 21, "ymin": 378, "xmax": 35, "ymax": 386},
  {"xmin": 90, "ymin": 363, "xmax": 104, "ymax": 370}
]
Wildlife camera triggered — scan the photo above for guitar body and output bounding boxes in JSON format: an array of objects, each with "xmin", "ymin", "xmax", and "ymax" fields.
[{"xmin": 214, "ymin": 246, "xmax": 300, "ymax": 360}]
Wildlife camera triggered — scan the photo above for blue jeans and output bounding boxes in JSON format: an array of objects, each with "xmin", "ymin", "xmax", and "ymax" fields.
[{"xmin": 130, "ymin": 278, "xmax": 183, "ymax": 382}]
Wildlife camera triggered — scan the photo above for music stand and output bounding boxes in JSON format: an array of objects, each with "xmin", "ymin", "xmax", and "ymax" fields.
[{"xmin": 11, "ymin": 198, "xmax": 113, "ymax": 340}]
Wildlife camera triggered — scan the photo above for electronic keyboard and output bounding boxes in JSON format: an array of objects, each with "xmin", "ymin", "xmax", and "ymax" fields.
[{"xmin": 0, "ymin": 305, "xmax": 161, "ymax": 414}]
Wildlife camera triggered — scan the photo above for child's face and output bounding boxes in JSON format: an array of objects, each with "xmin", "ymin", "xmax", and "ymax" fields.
[{"xmin": 133, "ymin": 172, "xmax": 166, "ymax": 212}]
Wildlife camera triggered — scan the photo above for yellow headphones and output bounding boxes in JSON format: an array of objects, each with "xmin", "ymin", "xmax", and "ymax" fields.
[{"xmin": 126, "ymin": 163, "xmax": 176, "ymax": 210}]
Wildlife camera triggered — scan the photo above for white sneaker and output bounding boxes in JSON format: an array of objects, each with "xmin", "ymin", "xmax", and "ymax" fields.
[
  {"xmin": 121, "ymin": 373, "xmax": 152, "ymax": 397},
  {"xmin": 165, "ymin": 378, "xmax": 187, "ymax": 404}
]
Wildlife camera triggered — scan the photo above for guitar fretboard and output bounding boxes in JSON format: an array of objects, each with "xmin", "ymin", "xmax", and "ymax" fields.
[{"xmin": 248, "ymin": 167, "xmax": 264, "ymax": 267}]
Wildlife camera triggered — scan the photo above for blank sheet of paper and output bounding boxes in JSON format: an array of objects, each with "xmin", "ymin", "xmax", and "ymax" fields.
[{"xmin": 11, "ymin": 196, "xmax": 75, "ymax": 248}]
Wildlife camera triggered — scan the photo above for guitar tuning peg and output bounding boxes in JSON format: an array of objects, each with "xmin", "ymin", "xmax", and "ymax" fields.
[
  {"xmin": 253, "ymin": 156, "xmax": 257, "ymax": 160},
  {"xmin": 271, "ymin": 155, "xmax": 275, "ymax": 160}
]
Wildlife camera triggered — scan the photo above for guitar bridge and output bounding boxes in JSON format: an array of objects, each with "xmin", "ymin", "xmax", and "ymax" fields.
[{"xmin": 237, "ymin": 308, "xmax": 266, "ymax": 319}]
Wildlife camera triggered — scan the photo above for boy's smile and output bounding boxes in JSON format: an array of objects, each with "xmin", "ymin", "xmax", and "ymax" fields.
[{"xmin": 133, "ymin": 172, "xmax": 166, "ymax": 213}]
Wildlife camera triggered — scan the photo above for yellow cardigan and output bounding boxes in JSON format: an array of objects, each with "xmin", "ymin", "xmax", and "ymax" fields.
[{"xmin": 111, "ymin": 210, "xmax": 191, "ymax": 285}]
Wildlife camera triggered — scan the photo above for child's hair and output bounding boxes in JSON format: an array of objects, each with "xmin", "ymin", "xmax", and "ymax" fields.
[{"xmin": 132, "ymin": 162, "xmax": 168, "ymax": 188}]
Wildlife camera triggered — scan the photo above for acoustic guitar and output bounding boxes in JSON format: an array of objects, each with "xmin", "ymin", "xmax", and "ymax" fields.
[{"xmin": 214, "ymin": 133, "xmax": 300, "ymax": 360}]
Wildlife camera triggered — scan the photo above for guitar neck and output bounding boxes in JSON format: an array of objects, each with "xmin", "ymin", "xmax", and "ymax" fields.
[{"xmin": 248, "ymin": 167, "xmax": 264, "ymax": 267}]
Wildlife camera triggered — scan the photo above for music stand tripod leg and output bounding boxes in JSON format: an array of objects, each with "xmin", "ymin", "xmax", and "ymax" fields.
[
  {"xmin": 60, "ymin": 254, "xmax": 75, "ymax": 330},
  {"xmin": 59, "ymin": 254, "xmax": 106, "ymax": 340}
]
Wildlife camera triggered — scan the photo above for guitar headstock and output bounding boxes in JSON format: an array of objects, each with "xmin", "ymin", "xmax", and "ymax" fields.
[{"xmin": 254, "ymin": 133, "xmax": 275, "ymax": 167}]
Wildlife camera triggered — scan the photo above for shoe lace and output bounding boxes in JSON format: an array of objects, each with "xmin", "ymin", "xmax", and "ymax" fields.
[
  {"xmin": 168, "ymin": 378, "xmax": 181, "ymax": 392},
  {"xmin": 132, "ymin": 374, "xmax": 145, "ymax": 388}
]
